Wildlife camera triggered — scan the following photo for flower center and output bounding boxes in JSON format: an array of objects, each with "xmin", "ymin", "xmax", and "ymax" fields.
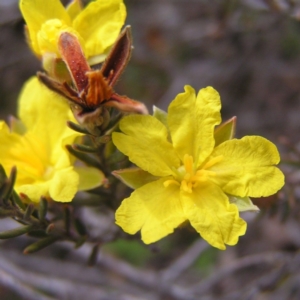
[
  {"xmin": 5, "ymin": 132, "xmax": 51, "ymax": 185},
  {"xmin": 164, "ymin": 154, "xmax": 223, "ymax": 193}
]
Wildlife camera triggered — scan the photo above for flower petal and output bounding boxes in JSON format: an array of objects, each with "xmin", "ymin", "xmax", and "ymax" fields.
[
  {"xmin": 66, "ymin": 0, "xmax": 82, "ymax": 21},
  {"xmin": 0, "ymin": 123, "xmax": 48, "ymax": 184},
  {"xmin": 181, "ymin": 182, "xmax": 247, "ymax": 250},
  {"xmin": 112, "ymin": 115, "xmax": 180, "ymax": 177},
  {"xmin": 209, "ymin": 136, "xmax": 285, "ymax": 197},
  {"xmin": 168, "ymin": 86, "xmax": 221, "ymax": 167},
  {"xmin": 73, "ymin": 0, "xmax": 126, "ymax": 60},
  {"xmin": 20, "ymin": 0, "xmax": 70, "ymax": 55},
  {"xmin": 18, "ymin": 77, "xmax": 80, "ymax": 158},
  {"xmin": 112, "ymin": 167, "xmax": 159, "ymax": 189},
  {"xmin": 115, "ymin": 178, "xmax": 186, "ymax": 244},
  {"xmin": 16, "ymin": 181, "xmax": 50, "ymax": 203},
  {"xmin": 74, "ymin": 166, "xmax": 104, "ymax": 190},
  {"xmin": 49, "ymin": 167, "xmax": 79, "ymax": 202}
]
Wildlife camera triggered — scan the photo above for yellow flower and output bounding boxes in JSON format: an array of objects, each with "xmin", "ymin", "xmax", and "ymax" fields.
[
  {"xmin": 19, "ymin": 0, "xmax": 126, "ymax": 64},
  {"xmin": 0, "ymin": 77, "xmax": 104, "ymax": 203},
  {"xmin": 112, "ymin": 85, "xmax": 285, "ymax": 250}
]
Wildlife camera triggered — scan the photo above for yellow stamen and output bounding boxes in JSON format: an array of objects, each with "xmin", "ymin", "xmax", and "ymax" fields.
[
  {"xmin": 181, "ymin": 180, "xmax": 192, "ymax": 193},
  {"xmin": 164, "ymin": 179, "xmax": 180, "ymax": 188},
  {"xmin": 183, "ymin": 154, "xmax": 193, "ymax": 174},
  {"xmin": 195, "ymin": 169, "xmax": 216, "ymax": 178},
  {"xmin": 164, "ymin": 154, "xmax": 221, "ymax": 193},
  {"xmin": 202, "ymin": 155, "xmax": 223, "ymax": 169}
]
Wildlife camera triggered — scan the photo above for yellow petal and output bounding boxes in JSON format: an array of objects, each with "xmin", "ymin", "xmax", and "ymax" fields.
[
  {"xmin": 181, "ymin": 182, "xmax": 247, "ymax": 250},
  {"xmin": 209, "ymin": 136, "xmax": 285, "ymax": 197},
  {"xmin": 51, "ymin": 134, "xmax": 82, "ymax": 171},
  {"xmin": 73, "ymin": 0, "xmax": 126, "ymax": 59},
  {"xmin": 112, "ymin": 115, "xmax": 180, "ymax": 177},
  {"xmin": 75, "ymin": 166, "xmax": 104, "ymax": 190},
  {"xmin": 37, "ymin": 20, "xmax": 78, "ymax": 56},
  {"xmin": 66, "ymin": 0, "xmax": 82, "ymax": 20},
  {"xmin": 168, "ymin": 86, "xmax": 221, "ymax": 167},
  {"xmin": 112, "ymin": 167, "xmax": 159, "ymax": 189},
  {"xmin": 20, "ymin": 0, "xmax": 70, "ymax": 55},
  {"xmin": 17, "ymin": 77, "xmax": 80, "ymax": 158},
  {"xmin": 49, "ymin": 167, "xmax": 79, "ymax": 202},
  {"xmin": 116, "ymin": 178, "xmax": 186, "ymax": 244},
  {"xmin": 16, "ymin": 182, "xmax": 50, "ymax": 203},
  {"xmin": 0, "ymin": 123, "xmax": 48, "ymax": 184}
]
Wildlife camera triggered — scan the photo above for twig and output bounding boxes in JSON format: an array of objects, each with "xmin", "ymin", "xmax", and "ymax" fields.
[
  {"xmin": 160, "ymin": 239, "xmax": 209, "ymax": 282},
  {"xmin": 190, "ymin": 251, "xmax": 292, "ymax": 295},
  {"xmin": 0, "ymin": 268, "xmax": 55, "ymax": 300},
  {"xmin": 70, "ymin": 243, "xmax": 192, "ymax": 300},
  {"xmin": 0, "ymin": 255, "xmax": 117, "ymax": 300}
]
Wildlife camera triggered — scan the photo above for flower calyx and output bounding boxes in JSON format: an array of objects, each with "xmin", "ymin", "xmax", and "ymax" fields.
[{"xmin": 38, "ymin": 26, "xmax": 148, "ymax": 136}]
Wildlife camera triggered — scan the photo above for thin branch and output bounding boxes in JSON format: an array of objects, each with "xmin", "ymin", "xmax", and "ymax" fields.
[
  {"xmin": 190, "ymin": 251, "xmax": 292, "ymax": 295},
  {"xmin": 160, "ymin": 239, "xmax": 209, "ymax": 282},
  {"xmin": 70, "ymin": 243, "xmax": 192, "ymax": 300},
  {"xmin": 0, "ymin": 255, "xmax": 117, "ymax": 300},
  {"xmin": 0, "ymin": 268, "xmax": 55, "ymax": 300}
]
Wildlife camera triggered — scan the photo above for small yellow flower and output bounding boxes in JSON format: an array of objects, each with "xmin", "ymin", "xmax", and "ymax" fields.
[
  {"xmin": 112, "ymin": 85, "xmax": 285, "ymax": 250},
  {"xmin": 0, "ymin": 77, "xmax": 104, "ymax": 203},
  {"xmin": 19, "ymin": 0, "xmax": 126, "ymax": 64}
]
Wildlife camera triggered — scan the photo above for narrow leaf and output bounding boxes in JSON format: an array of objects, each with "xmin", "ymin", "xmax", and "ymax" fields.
[
  {"xmin": 74, "ymin": 218, "xmax": 87, "ymax": 236},
  {"xmin": 23, "ymin": 236, "xmax": 60, "ymax": 254},
  {"xmin": 72, "ymin": 143, "xmax": 98, "ymax": 153},
  {"xmin": 87, "ymin": 244, "xmax": 100, "ymax": 266},
  {"xmin": 38, "ymin": 197, "xmax": 48, "ymax": 221},
  {"xmin": 12, "ymin": 191, "xmax": 26, "ymax": 209},
  {"xmin": 67, "ymin": 120, "xmax": 90, "ymax": 134},
  {"xmin": 23, "ymin": 204, "xmax": 35, "ymax": 221},
  {"xmin": 214, "ymin": 116, "xmax": 236, "ymax": 146},
  {"xmin": 66, "ymin": 145, "xmax": 102, "ymax": 169},
  {"xmin": 0, "ymin": 225, "xmax": 33, "ymax": 239}
]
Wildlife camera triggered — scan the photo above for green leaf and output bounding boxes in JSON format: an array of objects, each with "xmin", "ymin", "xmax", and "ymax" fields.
[
  {"xmin": 0, "ymin": 164, "xmax": 7, "ymax": 184},
  {"xmin": 0, "ymin": 166, "xmax": 17, "ymax": 204},
  {"xmin": 75, "ymin": 236, "xmax": 87, "ymax": 249},
  {"xmin": 0, "ymin": 225, "xmax": 33, "ymax": 239},
  {"xmin": 23, "ymin": 236, "xmax": 60, "ymax": 254},
  {"xmin": 23, "ymin": 203, "xmax": 35, "ymax": 221},
  {"xmin": 72, "ymin": 143, "xmax": 98, "ymax": 153},
  {"xmin": 229, "ymin": 195, "xmax": 259, "ymax": 212},
  {"xmin": 214, "ymin": 116, "xmax": 236, "ymax": 147},
  {"xmin": 12, "ymin": 191, "xmax": 26, "ymax": 209},
  {"xmin": 8, "ymin": 116, "xmax": 27, "ymax": 135},
  {"xmin": 38, "ymin": 197, "xmax": 48, "ymax": 221},
  {"xmin": 87, "ymin": 244, "xmax": 99, "ymax": 266},
  {"xmin": 66, "ymin": 145, "xmax": 102, "ymax": 169},
  {"xmin": 74, "ymin": 218, "xmax": 87, "ymax": 236},
  {"xmin": 67, "ymin": 121, "xmax": 90, "ymax": 134},
  {"xmin": 153, "ymin": 106, "xmax": 168, "ymax": 128}
]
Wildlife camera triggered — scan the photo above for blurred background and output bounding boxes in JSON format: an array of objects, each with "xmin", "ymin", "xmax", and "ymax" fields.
[{"xmin": 1, "ymin": 0, "xmax": 300, "ymax": 299}]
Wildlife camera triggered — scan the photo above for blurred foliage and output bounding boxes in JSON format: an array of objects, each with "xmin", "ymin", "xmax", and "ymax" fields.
[{"xmin": 103, "ymin": 240, "xmax": 152, "ymax": 266}]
